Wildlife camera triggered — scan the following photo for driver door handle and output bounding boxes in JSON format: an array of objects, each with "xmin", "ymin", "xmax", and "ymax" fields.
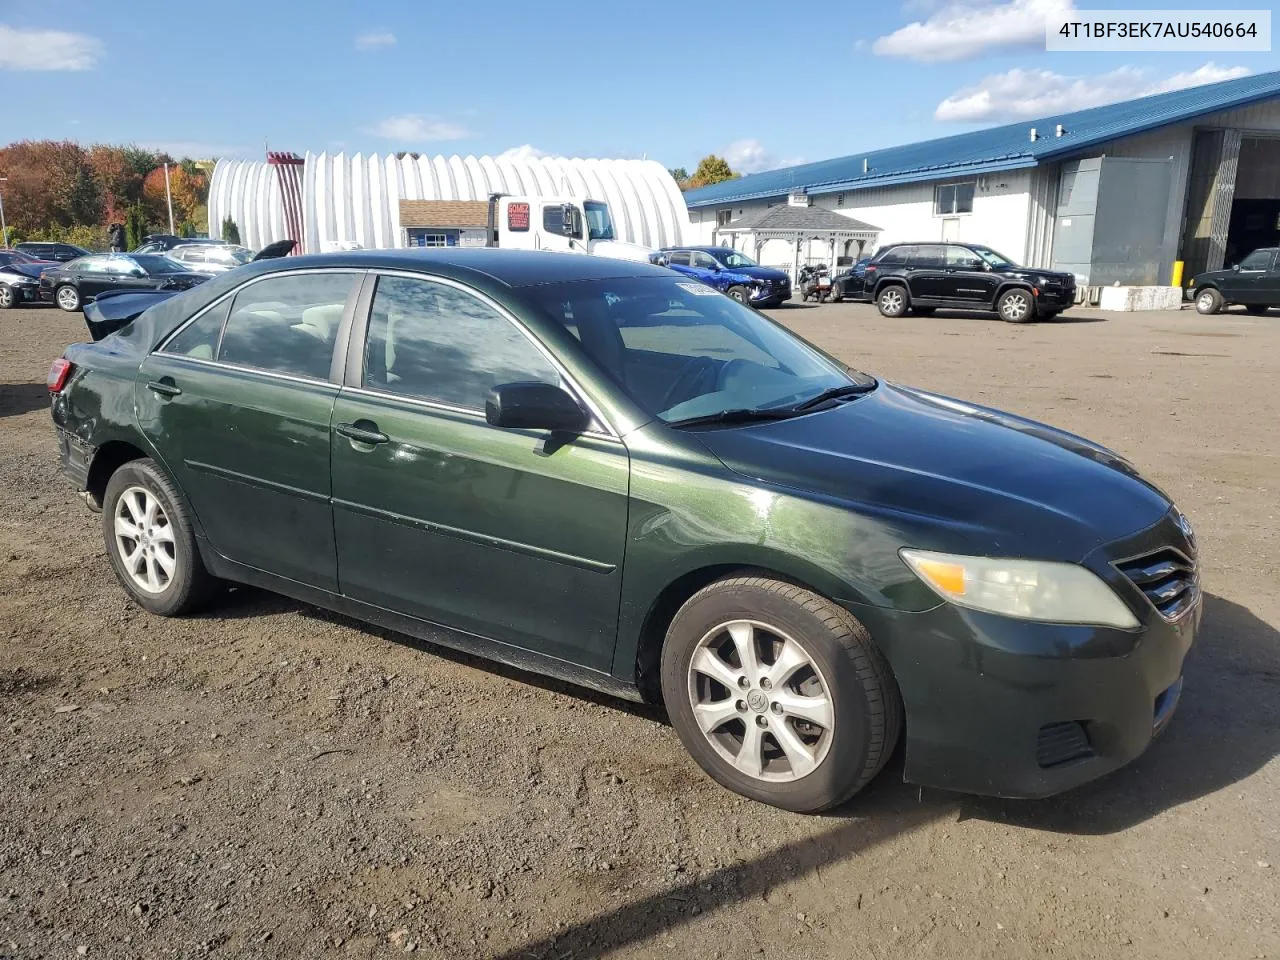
[
  {"xmin": 146, "ymin": 379, "xmax": 182, "ymax": 397},
  {"xmin": 336, "ymin": 421, "xmax": 390, "ymax": 445}
]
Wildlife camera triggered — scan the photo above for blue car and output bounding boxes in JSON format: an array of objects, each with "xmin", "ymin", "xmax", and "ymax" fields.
[{"xmin": 658, "ymin": 246, "xmax": 792, "ymax": 307}]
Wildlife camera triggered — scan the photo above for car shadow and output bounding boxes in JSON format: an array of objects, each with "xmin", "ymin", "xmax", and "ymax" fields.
[
  {"xmin": 0, "ymin": 382, "xmax": 51, "ymax": 418},
  {"xmin": 208, "ymin": 586, "xmax": 1276, "ymax": 841},
  {"xmin": 914, "ymin": 309, "xmax": 1109, "ymax": 324}
]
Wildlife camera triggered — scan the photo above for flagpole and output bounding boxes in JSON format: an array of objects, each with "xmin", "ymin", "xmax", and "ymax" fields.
[{"xmin": 164, "ymin": 163, "xmax": 175, "ymax": 234}]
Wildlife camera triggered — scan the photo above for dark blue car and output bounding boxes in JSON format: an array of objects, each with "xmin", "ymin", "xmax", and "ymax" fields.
[{"xmin": 658, "ymin": 246, "xmax": 792, "ymax": 307}]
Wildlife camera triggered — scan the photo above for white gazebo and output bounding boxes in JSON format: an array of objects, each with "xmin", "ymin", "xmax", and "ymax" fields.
[{"xmin": 714, "ymin": 192, "xmax": 880, "ymax": 280}]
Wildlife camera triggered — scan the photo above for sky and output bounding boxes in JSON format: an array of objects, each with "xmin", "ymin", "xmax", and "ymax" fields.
[{"xmin": 1, "ymin": 0, "xmax": 1278, "ymax": 173}]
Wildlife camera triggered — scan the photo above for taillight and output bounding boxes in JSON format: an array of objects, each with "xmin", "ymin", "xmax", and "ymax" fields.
[{"xmin": 47, "ymin": 357, "xmax": 74, "ymax": 393}]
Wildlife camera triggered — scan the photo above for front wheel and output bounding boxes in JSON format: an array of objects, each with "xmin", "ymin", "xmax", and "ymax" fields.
[
  {"xmin": 1195, "ymin": 288, "xmax": 1223, "ymax": 315},
  {"xmin": 0, "ymin": 284, "xmax": 14, "ymax": 309},
  {"xmin": 102, "ymin": 458, "xmax": 216, "ymax": 616},
  {"xmin": 997, "ymin": 288, "xmax": 1034, "ymax": 323},
  {"xmin": 726, "ymin": 285, "xmax": 750, "ymax": 305},
  {"xmin": 660, "ymin": 576, "xmax": 902, "ymax": 813},
  {"xmin": 55, "ymin": 284, "xmax": 81, "ymax": 312},
  {"xmin": 876, "ymin": 285, "xmax": 908, "ymax": 318}
]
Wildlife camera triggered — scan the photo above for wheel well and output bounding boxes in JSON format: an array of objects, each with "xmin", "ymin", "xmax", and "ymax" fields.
[
  {"xmin": 86, "ymin": 441, "xmax": 147, "ymax": 509},
  {"xmin": 995, "ymin": 281, "xmax": 1033, "ymax": 300},
  {"xmin": 633, "ymin": 564, "xmax": 834, "ymax": 705},
  {"xmin": 873, "ymin": 279, "xmax": 908, "ymax": 299}
]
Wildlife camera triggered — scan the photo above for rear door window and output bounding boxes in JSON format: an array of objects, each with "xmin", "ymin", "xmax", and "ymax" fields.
[
  {"xmin": 216, "ymin": 272, "xmax": 355, "ymax": 379},
  {"xmin": 911, "ymin": 245, "xmax": 947, "ymax": 268}
]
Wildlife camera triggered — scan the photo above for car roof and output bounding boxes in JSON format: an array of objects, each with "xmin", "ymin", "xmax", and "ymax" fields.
[
  {"xmin": 660, "ymin": 245, "xmax": 733, "ymax": 253},
  {"xmin": 240, "ymin": 248, "xmax": 671, "ymax": 287}
]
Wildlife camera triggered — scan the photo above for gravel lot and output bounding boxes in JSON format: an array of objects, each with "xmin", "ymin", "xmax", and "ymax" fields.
[{"xmin": 2, "ymin": 299, "xmax": 1278, "ymax": 960}]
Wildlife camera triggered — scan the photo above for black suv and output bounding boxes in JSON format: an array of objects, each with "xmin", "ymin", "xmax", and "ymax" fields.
[
  {"xmin": 15, "ymin": 242, "xmax": 91, "ymax": 263},
  {"xmin": 1189, "ymin": 247, "xmax": 1280, "ymax": 315},
  {"xmin": 857, "ymin": 242, "xmax": 1076, "ymax": 323}
]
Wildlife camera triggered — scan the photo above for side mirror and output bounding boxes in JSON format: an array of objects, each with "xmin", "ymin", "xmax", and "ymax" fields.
[
  {"xmin": 1232, "ymin": 263, "xmax": 1241, "ymax": 272},
  {"xmin": 561, "ymin": 204, "xmax": 576, "ymax": 238},
  {"xmin": 486, "ymin": 381, "xmax": 589, "ymax": 434}
]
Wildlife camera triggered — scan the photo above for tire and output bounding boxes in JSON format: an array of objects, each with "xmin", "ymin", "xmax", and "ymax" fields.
[
  {"xmin": 1194, "ymin": 288, "xmax": 1223, "ymax": 315},
  {"xmin": 996, "ymin": 288, "xmax": 1034, "ymax": 323},
  {"xmin": 876, "ymin": 284, "xmax": 908, "ymax": 318},
  {"xmin": 101, "ymin": 458, "xmax": 216, "ymax": 616},
  {"xmin": 0, "ymin": 284, "xmax": 14, "ymax": 309},
  {"xmin": 660, "ymin": 575, "xmax": 902, "ymax": 813},
  {"xmin": 828, "ymin": 286, "xmax": 843, "ymax": 304},
  {"xmin": 55, "ymin": 284, "xmax": 81, "ymax": 312},
  {"xmin": 726, "ymin": 285, "xmax": 750, "ymax": 305}
]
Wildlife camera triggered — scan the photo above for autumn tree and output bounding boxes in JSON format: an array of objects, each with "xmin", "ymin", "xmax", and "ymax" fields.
[
  {"xmin": 87, "ymin": 145, "xmax": 143, "ymax": 223},
  {"xmin": 685, "ymin": 155, "xmax": 738, "ymax": 190},
  {"xmin": 0, "ymin": 140, "xmax": 102, "ymax": 231}
]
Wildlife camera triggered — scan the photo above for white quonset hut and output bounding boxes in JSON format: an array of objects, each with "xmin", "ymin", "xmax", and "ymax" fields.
[{"xmin": 208, "ymin": 152, "xmax": 690, "ymax": 254}]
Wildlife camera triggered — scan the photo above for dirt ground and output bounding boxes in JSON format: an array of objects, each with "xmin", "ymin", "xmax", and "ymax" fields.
[{"xmin": 1, "ymin": 299, "xmax": 1277, "ymax": 960}]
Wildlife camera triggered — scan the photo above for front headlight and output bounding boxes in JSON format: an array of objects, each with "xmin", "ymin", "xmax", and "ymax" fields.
[{"xmin": 900, "ymin": 549, "xmax": 1139, "ymax": 629}]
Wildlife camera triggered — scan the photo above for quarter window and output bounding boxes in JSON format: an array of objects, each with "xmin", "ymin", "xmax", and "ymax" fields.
[
  {"xmin": 911, "ymin": 245, "xmax": 947, "ymax": 267},
  {"xmin": 162, "ymin": 300, "xmax": 232, "ymax": 360},
  {"xmin": 216, "ymin": 273, "xmax": 354, "ymax": 379},
  {"xmin": 362, "ymin": 275, "xmax": 560, "ymax": 409},
  {"xmin": 935, "ymin": 182, "xmax": 976, "ymax": 216},
  {"xmin": 876, "ymin": 246, "xmax": 908, "ymax": 265}
]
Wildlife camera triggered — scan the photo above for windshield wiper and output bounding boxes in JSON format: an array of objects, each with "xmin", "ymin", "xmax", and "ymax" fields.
[
  {"xmin": 788, "ymin": 382, "xmax": 877, "ymax": 413},
  {"xmin": 666, "ymin": 407, "xmax": 800, "ymax": 429}
]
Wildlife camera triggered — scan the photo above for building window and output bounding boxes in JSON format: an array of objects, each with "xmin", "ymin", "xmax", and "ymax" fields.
[
  {"xmin": 421, "ymin": 233, "xmax": 447, "ymax": 247},
  {"xmin": 716, "ymin": 209, "xmax": 732, "ymax": 227},
  {"xmin": 935, "ymin": 181, "xmax": 976, "ymax": 216}
]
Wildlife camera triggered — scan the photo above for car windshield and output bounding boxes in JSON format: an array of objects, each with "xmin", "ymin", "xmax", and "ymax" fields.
[
  {"xmin": 529, "ymin": 276, "xmax": 870, "ymax": 423},
  {"xmin": 583, "ymin": 201, "xmax": 615, "ymax": 241},
  {"xmin": 715, "ymin": 250, "xmax": 758, "ymax": 268},
  {"xmin": 971, "ymin": 245, "xmax": 1017, "ymax": 268},
  {"xmin": 131, "ymin": 254, "xmax": 188, "ymax": 274}
]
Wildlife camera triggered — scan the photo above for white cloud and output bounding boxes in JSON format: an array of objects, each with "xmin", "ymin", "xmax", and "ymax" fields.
[
  {"xmin": 936, "ymin": 62, "xmax": 1253, "ymax": 122},
  {"xmin": 368, "ymin": 115, "xmax": 472, "ymax": 142},
  {"xmin": 873, "ymin": 0, "xmax": 1074, "ymax": 62},
  {"xmin": 0, "ymin": 24, "xmax": 102, "ymax": 70},
  {"xmin": 497, "ymin": 144, "xmax": 550, "ymax": 161},
  {"xmin": 723, "ymin": 139, "xmax": 803, "ymax": 175},
  {"xmin": 355, "ymin": 30, "xmax": 396, "ymax": 51}
]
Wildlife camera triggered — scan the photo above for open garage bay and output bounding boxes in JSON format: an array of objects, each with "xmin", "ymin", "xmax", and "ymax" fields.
[{"xmin": 1, "ymin": 302, "xmax": 1277, "ymax": 959}]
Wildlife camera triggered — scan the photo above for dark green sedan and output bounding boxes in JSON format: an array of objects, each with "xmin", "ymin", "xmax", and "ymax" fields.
[{"xmin": 48, "ymin": 250, "xmax": 1200, "ymax": 813}]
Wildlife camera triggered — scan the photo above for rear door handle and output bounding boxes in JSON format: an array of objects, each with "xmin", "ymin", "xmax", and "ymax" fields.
[
  {"xmin": 336, "ymin": 421, "xmax": 390, "ymax": 445},
  {"xmin": 146, "ymin": 380, "xmax": 182, "ymax": 397}
]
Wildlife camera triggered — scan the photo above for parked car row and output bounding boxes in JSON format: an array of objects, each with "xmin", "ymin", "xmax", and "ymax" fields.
[{"xmin": 653, "ymin": 242, "xmax": 1078, "ymax": 324}]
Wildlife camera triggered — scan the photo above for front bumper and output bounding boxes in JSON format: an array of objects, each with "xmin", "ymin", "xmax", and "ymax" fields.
[
  {"xmin": 2, "ymin": 281, "xmax": 40, "ymax": 303},
  {"xmin": 1034, "ymin": 285, "xmax": 1076, "ymax": 312},
  {"xmin": 751, "ymin": 283, "xmax": 792, "ymax": 307},
  {"xmin": 853, "ymin": 508, "xmax": 1200, "ymax": 798}
]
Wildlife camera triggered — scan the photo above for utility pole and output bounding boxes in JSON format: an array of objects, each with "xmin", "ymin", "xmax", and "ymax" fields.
[
  {"xmin": 163, "ymin": 163, "xmax": 175, "ymax": 235},
  {"xmin": 0, "ymin": 176, "xmax": 8, "ymax": 249}
]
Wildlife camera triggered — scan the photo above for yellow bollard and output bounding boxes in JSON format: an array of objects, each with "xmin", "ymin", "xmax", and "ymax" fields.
[{"xmin": 1171, "ymin": 260, "xmax": 1184, "ymax": 288}]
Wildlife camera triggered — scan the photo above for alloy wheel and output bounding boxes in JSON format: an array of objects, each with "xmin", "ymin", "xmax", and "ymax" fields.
[
  {"xmin": 0, "ymin": 285, "xmax": 13, "ymax": 308},
  {"xmin": 686, "ymin": 619, "xmax": 835, "ymax": 782},
  {"xmin": 56, "ymin": 286, "xmax": 80, "ymax": 311},
  {"xmin": 113, "ymin": 486, "xmax": 177, "ymax": 595},
  {"xmin": 1002, "ymin": 292, "xmax": 1030, "ymax": 321},
  {"xmin": 879, "ymin": 288, "xmax": 904, "ymax": 315}
]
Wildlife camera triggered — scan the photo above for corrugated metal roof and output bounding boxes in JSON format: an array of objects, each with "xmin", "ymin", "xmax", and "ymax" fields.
[
  {"xmin": 684, "ymin": 70, "xmax": 1280, "ymax": 208},
  {"xmin": 717, "ymin": 204, "xmax": 880, "ymax": 234}
]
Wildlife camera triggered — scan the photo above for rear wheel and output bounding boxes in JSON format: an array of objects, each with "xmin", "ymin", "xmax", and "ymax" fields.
[
  {"xmin": 828, "ymin": 285, "xmax": 843, "ymax": 304},
  {"xmin": 1195, "ymin": 288, "xmax": 1223, "ymax": 315},
  {"xmin": 997, "ymin": 288, "xmax": 1034, "ymax": 323},
  {"xmin": 55, "ymin": 284, "xmax": 81, "ymax": 312},
  {"xmin": 0, "ymin": 284, "xmax": 14, "ymax": 309},
  {"xmin": 876, "ymin": 284, "xmax": 908, "ymax": 318},
  {"xmin": 660, "ymin": 576, "xmax": 902, "ymax": 813},
  {"xmin": 102, "ymin": 458, "xmax": 216, "ymax": 616}
]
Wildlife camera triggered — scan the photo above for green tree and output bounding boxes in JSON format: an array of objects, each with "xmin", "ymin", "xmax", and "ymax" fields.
[
  {"xmin": 687, "ymin": 154, "xmax": 738, "ymax": 190},
  {"xmin": 668, "ymin": 166, "xmax": 689, "ymax": 184},
  {"xmin": 121, "ymin": 146, "xmax": 159, "ymax": 179},
  {"xmin": 221, "ymin": 216, "xmax": 241, "ymax": 245},
  {"xmin": 125, "ymin": 204, "xmax": 149, "ymax": 250}
]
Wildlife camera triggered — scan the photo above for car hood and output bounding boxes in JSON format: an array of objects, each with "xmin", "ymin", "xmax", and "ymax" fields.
[
  {"xmin": 1190, "ymin": 267, "xmax": 1236, "ymax": 285},
  {"xmin": 690, "ymin": 382, "xmax": 1171, "ymax": 562},
  {"xmin": 1003, "ymin": 266, "xmax": 1075, "ymax": 285},
  {"xmin": 0, "ymin": 263, "xmax": 45, "ymax": 280},
  {"xmin": 591, "ymin": 239, "xmax": 658, "ymax": 263},
  {"xmin": 726, "ymin": 265, "xmax": 789, "ymax": 282}
]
